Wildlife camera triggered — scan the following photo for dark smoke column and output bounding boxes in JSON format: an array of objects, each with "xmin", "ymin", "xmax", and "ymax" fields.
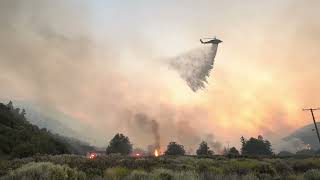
[
  {"xmin": 151, "ymin": 119, "xmax": 160, "ymax": 150},
  {"xmin": 132, "ymin": 113, "xmax": 161, "ymax": 154},
  {"xmin": 169, "ymin": 37, "xmax": 222, "ymax": 92}
]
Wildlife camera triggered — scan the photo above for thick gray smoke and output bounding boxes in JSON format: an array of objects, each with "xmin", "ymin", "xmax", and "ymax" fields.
[
  {"xmin": 125, "ymin": 112, "xmax": 223, "ymax": 154},
  {"xmin": 273, "ymin": 138, "xmax": 309, "ymax": 153},
  {"xmin": 204, "ymin": 134, "xmax": 223, "ymax": 154},
  {"xmin": 176, "ymin": 120, "xmax": 222, "ymax": 154},
  {"xmin": 169, "ymin": 44, "xmax": 218, "ymax": 92},
  {"xmin": 132, "ymin": 113, "xmax": 160, "ymax": 150}
]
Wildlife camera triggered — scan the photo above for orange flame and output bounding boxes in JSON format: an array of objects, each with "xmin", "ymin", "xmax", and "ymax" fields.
[{"xmin": 154, "ymin": 149, "xmax": 159, "ymax": 157}]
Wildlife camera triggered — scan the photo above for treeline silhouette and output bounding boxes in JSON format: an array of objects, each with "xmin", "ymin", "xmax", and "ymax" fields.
[
  {"xmin": 105, "ymin": 133, "xmax": 274, "ymax": 157},
  {"xmin": 0, "ymin": 101, "xmax": 94, "ymax": 159},
  {"xmin": 105, "ymin": 133, "xmax": 319, "ymax": 157}
]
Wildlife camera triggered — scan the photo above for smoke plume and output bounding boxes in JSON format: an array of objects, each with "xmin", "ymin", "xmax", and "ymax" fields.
[
  {"xmin": 131, "ymin": 113, "xmax": 160, "ymax": 150},
  {"xmin": 123, "ymin": 111, "xmax": 223, "ymax": 154},
  {"xmin": 169, "ymin": 44, "xmax": 219, "ymax": 92},
  {"xmin": 273, "ymin": 138, "xmax": 309, "ymax": 153},
  {"xmin": 204, "ymin": 134, "xmax": 223, "ymax": 154},
  {"xmin": 175, "ymin": 120, "xmax": 223, "ymax": 154}
]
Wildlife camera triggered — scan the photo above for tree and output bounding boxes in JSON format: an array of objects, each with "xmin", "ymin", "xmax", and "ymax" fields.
[
  {"xmin": 228, "ymin": 147, "xmax": 240, "ymax": 156},
  {"xmin": 240, "ymin": 135, "xmax": 273, "ymax": 156},
  {"xmin": 14, "ymin": 108, "xmax": 20, "ymax": 115},
  {"xmin": 21, "ymin": 109, "xmax": 26, "ymax": 118},
  {"xmin": 223, "ymin": 147, "xmax": 228, "ymax": 155},
  {"xmin": 196, "ymin": 141, "xmax": 213, "ymax": 156},
  {"xmin": 0, "ymin": 102, "xmax": 70, "ymax": 158},
  {"xmin": 7, "ymin": 101, "xmax": 13, "ymax": 110},
  {"xmin": 165, "ymin": 142, "xmax": 185, "ymax": 155},
  {"xmin": 106, "ymin": 133, "xmax": 132, "ymax": 155}
]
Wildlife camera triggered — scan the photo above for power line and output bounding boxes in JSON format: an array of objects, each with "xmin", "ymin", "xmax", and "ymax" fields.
[{"xmin": 303, "ymin": 108, "xmax": 320, "ymax": 146}]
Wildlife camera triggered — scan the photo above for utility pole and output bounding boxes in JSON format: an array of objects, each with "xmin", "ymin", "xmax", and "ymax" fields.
[{"xmin": 303, "ymin": 108, "xmax": 320, "ymax": 146}]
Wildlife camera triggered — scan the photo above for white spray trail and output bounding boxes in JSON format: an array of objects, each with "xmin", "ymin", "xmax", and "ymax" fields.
[{"xmin": 169, "ymin": 44, "xmax": 219, "ymax": 92}]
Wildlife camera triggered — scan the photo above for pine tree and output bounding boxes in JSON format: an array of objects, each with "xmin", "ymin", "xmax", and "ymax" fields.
[{"xmin": 196, "ymin": 141, "xmax": 214, "ymax": 156}]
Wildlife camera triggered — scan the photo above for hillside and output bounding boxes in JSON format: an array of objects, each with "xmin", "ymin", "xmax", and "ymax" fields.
[
  {"xmin": 0, "ymin": 102, "xmax": 71, "ymax": 159},
  {"xmin": 53, "ymin": 135, "xmax": 95, "ymax": 155},
  {"xmin": 285, "ymin": 122, "xmax": 320, "ymax": 150},
  {"xmin": 0, "ymin": 99, "xmax": 86, "ymax": 140}
]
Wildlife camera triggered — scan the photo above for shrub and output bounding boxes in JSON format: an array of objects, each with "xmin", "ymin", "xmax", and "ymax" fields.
[
  {"xmin": 273, "ymin": 160, "xmax": 293, "ymax": 175},
  {"xmin": 292, "ymin": 159, "xmax": 320, "ymax": 172},
  {"xmin": 104, "ymin": 167, "xmax": 130, "ymax": 180},
  {"xmin": 85, "ymin": 168, "xmax": 104, "ymax": 178},
  {"xmin": 173, "ymin": 171, "xmax": 199, "ymax": 180},
  {"xmin": 199, "ymin": 174, "xmax": 258, "ymax": 180},
  {"xmin": 1, "ymin": 162, "xmax": 86, "ymax": 180},
  {"xmin": 242, "ymin": 173, "xmax": 259, "ymax": 180},
  {"xmin": 196, "ymin": 160, "xmax": 211, "ymax": 173},
  {"xmin": 256, "ymin": 173, "xmax": 273, "ymax": 180},
  {"xmin": 151, "ymin": 168, "xmax": 174, "ymax": 180},
  {"xmin": 106, "ymin": 134, "xmax": 132, "ymax": 155},
  {"xmin": 208, "ymin": 167, "xmax": 224, "ymax": 174},
  {"xmin": 240, "ymin": 136, "xmax": 273, "ymax": 156},
  {"xmin": 1, "ymin": 154, "xmax": 318, "ymax": 179},
  {"xmin": 121, "ymin": 157, "xmax": 158, "ymax": 171},
  {"xmin": 253, "ymin": 163, "xmax": 276, "ymax": 176},
  {"xmin": 196, "ymin": 141, "xmax": 213, "ymax": 156},
  {"xmin": 228, "ymin": 147, "xmax": 240, "ymax": 157},
  {"xmin": 304, "ymin": 169, "xmax": 320, "ymax": 180},
  {"xmin": 164, "ymin": 142, "xmax": 185, "ymax": 156},
  {"xmin": 126, "ymin": 170, "xmax": 150, "ymax": 180},
  {"xmin": 224, "ymin": 160, "xmax": 258, "ymax": 175}
]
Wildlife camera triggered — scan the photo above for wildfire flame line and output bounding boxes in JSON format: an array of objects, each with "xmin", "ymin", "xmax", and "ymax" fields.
[{"xmin": 154, "ymin": 149, "xmax": 159, "ymax": 157}]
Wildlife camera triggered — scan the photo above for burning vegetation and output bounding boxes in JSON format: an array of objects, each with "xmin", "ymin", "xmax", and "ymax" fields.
[{"xmin": 154, "ymin": 149, "xmax": 159, "ymax": 157}]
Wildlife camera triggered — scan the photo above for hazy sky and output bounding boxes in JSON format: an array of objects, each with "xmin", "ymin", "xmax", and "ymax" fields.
[{"xmin": 1, "ymin": 0, "xmax": 320, "ymax": 151}]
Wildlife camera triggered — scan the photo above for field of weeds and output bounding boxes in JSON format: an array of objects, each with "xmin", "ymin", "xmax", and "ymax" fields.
[{"xmin": 1, "ymin": 155, "xmax": 320, "ymax": 179}]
